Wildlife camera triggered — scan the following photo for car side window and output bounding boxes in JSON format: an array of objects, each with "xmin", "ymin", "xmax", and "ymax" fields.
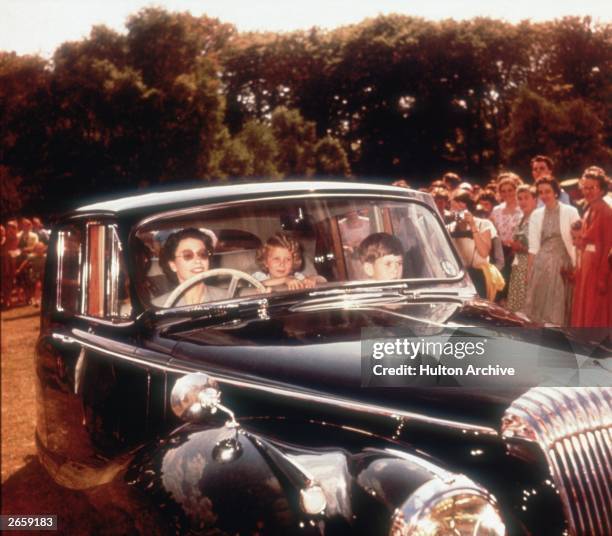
[{"xmin": 56, "ymin": 225, "xmax": 82, "ymax": 314}]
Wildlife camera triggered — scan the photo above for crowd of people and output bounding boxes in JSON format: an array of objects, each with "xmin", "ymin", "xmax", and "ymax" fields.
[
  {"xmin": 402, "ymin": 156, "xmax": 611, "ymax": 328},
  {"xmin": 2, "ymin": 157, "xmax": 610, "ymax": 329},
  {"xmin": 1, "ymin": 217, "xmax": 49, "ymax": 310}
]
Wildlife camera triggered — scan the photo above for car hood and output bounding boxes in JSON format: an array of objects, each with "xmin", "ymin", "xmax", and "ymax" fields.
[{"xmin": 169, "ymin": 298, "xmax": 606, "ymax": 428}]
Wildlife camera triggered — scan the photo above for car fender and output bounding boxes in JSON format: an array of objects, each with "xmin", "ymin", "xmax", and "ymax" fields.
[
  {"xmin": 123, "ymin": 423, "xmax": 440, "ymax": 535},
  {"xmin": 124, "ymin": 423, "xmax": 319, "ymax": 535}
]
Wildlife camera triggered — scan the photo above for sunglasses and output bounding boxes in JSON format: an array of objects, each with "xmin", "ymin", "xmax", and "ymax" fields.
[{"xmin": 175, "ymin": 248, "xmax": 211, "ymax": 261}]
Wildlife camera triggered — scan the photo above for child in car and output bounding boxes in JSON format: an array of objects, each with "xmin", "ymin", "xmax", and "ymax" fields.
[
  {"xmin": 358, "ymin": 232, "xmax": 404, "ymax": 281},
  {"xmin": 253, "ymin": 232, "xmax": 322, "ymax": 290}
]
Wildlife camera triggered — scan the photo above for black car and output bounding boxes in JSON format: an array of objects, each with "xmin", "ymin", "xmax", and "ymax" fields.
[{"xmin": 36, "ymin": 181, "xmax": 611, "ymax": 535}]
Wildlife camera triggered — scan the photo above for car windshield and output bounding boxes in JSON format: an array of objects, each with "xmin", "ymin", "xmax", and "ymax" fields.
[{"xmin": 133, "ymin": 196, "xmax": 461, "ymax": 309}]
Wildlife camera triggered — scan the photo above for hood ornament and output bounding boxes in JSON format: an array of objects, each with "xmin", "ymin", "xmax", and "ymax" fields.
[{"xmin": 170, "ymin": 372, "xmax": 237, "ymax": 427}]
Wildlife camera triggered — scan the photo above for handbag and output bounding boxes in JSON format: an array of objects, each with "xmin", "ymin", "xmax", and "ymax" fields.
[{"xmin": 478, "ymin": 263, "xmax": 505, "ymax": 301}]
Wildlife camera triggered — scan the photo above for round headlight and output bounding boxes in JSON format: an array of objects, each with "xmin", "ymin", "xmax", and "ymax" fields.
[
  {"xmin": 299, "ymin": 484, "xmax": 327, "ymax": 515},
  {"xmin": 389, "ymin": 475, "xmax": 505, "ymax": 536}
]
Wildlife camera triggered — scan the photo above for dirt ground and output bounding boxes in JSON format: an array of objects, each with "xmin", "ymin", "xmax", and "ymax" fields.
[{"xmin": 1, "ymin": 306, "xmax": 102, "ymax": 535}]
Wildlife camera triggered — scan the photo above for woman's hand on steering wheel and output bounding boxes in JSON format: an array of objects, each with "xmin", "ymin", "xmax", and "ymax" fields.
[{"xmin": 163, "ymin": 268, "xmax": 266, "ymax": 308}]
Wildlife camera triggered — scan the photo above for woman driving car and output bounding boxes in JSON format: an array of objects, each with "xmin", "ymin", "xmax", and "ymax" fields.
[{"xmin": 152, "ymin": 228, "xmax": 227, "ymax": 307}]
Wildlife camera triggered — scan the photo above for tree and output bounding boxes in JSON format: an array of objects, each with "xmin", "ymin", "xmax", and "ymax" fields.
[
  {"xmin": 501, "ymin": 88, "xmax": 611, "ymax": 177},
  {"xmin": 0, "ymin": 53, "xmax": 49, "ymax": 169},
  {"xmin": 2, "ymin": 11, "xmax": 231, "ymax": 213},
  {"xmin": 3, "ymin": 10, "xmax": 611, "ymax": 217},
  {"xmin": 271, "ymin": 107, "xmax": 317, "ymax": 176},
  {"xmin": 236, "ymin": 120, "xmax": 279, "ymax": 178},
  {"xmin": 314, "ymin": 136, "xmax": 350, "ymax": 177},
  {"xmin": 125, "ymin": 9, "xmax": 232, "ymax": 181},
  {"xmin": 126, "ymin": 8, "xmax": 235, "ymax": 89},
  {"xmin": 216, "ymin": 137, "xmax": 253, "ymax": 178},
  {"xmin": 0, "ymin": 166, "xmax": 24, "ymax": 217}
]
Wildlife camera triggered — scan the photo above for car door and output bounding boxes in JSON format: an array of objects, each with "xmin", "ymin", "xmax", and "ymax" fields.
[{"xmin": 36, "ymin": 219, "xmax": 171, "ymax": 487}]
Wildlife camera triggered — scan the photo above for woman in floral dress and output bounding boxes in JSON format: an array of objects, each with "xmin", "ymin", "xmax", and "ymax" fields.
[
  {"xmin": 524, "ymin": 179, "xmax": 580, "ymax": 325},
  {"xmin": 507, "ymin": 185, "xmax": 537, "ymax": 312},
  {"xmin": 490, "ymin": 174, "xmax": 523, "ymax": 303}
]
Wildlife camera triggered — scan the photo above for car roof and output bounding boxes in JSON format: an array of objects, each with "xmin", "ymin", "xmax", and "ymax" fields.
[{"xmin": 74, "ymin": 180, "xmax": 432, "ymax": 217}]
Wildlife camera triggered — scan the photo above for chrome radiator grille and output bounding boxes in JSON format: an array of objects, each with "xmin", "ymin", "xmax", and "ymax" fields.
[{"xmin": 502, "ymin": 387, "xmax": 612, "ymax": 536}]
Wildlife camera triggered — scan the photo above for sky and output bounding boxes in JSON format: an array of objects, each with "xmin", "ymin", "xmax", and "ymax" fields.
[{"xmin": 2, "ymin": 0, "xmax": 611, "ymax": 58}]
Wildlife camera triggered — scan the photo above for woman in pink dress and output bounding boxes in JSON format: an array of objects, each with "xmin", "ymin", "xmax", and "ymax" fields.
[{"xmin": 571, "ymin": 167, "xmax": 612, "ymax": 327}]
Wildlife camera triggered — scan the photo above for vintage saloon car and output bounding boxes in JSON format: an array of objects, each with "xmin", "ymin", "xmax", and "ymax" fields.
[{"xmin": 36, "ymin": 181, "xmax": 611, "ymax": 535}]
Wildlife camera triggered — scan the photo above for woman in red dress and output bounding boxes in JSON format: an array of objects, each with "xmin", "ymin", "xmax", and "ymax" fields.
[{"xmin": 571, "ymin": 166, "xmax": 612, "ymax": 327}]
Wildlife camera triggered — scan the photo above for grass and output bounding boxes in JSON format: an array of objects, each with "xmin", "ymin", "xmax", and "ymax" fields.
[
  {"xmin": 0, "ymin": 306, "xmax": 101, "ymax": 534},
  {"xmin": 1, "ymin": 306, "xmax": 40, "ymax": 483}
]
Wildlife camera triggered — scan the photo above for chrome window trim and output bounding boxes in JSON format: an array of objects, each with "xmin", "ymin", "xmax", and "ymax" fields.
[
  {"xmin": 107, "ymin": 225, "xmax": 120, "ymax": 317},
  {"xmin": 73, "ymin": 315, "xmax": 135, "ymax": 328},
  {"xmin": 106, "ymin": 226, "xmax": 115, "ymax": 316},
  {"xmin": 82, "ymin": 222, "xmax": 93, "ymax": 315},
  {"xmin": 55, "ymin": 226, "xmax": 83, "ymax": 314},
  {"xmin": 56, "ymin": 231, "xmax": 65, "ymax": 312},
  {"xmin": 74, "ymin": 222, "xmax": 133, "ymax": 326},
  {"xmin": 51, "ymin": 331, "xmax": 498, "ymax": 437}
]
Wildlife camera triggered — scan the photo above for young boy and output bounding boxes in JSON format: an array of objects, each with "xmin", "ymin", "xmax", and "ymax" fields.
[
  {"xmin": 358, "ymin": 232, "xmax": 404, "ymax": 281},
  {"xmin": 253, "ymin": 232, "xmax": 322, "ymax": 290}
]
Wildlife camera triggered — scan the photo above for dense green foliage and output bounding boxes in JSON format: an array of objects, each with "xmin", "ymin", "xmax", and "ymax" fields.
[{"xmin": 1, "ymin": 9, "xmax": 610, "ymax": 215}]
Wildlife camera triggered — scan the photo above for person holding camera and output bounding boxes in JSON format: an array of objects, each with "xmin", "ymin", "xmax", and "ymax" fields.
[{"xmin": 447, "ymin": 190, "xmax": 502, "ymax": 300}]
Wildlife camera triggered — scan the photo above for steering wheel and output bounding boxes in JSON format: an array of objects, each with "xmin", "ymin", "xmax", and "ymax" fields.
[{"xmin": 163, "ymin": 268, "xmax": 266, "ymax": 308}]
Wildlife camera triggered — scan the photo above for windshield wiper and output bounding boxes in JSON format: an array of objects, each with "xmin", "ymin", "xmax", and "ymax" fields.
[
  {"xmin": 307, "ymin": 282, "xmax": 410, "ymax": 297},
  {"xmin": 289, "ymin": 284, "xmax": 467, "ymax": 312},
  {"xmin": 289, "ymin": 292, "xmax": 406, "ymax": 312},
  {"xmin": 307, "ymin": 283, "xmax": 464, "ymax": 299},
  {"xmin": 150, "ymin": 284, "xmax": 384, "ymax": 322},
  {"xmin": 145, "ymin": 297, "xmax": 273, "ymax": 334},
  {"xmin": 144, "ymin": 282, "xmax": 468, "ymax": 330},
  {"xmin": 151, "ymin": 296, "xmax": 271, "ymax": 321}
]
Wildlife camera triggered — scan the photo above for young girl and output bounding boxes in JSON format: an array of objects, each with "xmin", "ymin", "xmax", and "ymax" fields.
[{"xmin": 253, "ymin": 233, "xmax": 322, "ymax": 290}]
